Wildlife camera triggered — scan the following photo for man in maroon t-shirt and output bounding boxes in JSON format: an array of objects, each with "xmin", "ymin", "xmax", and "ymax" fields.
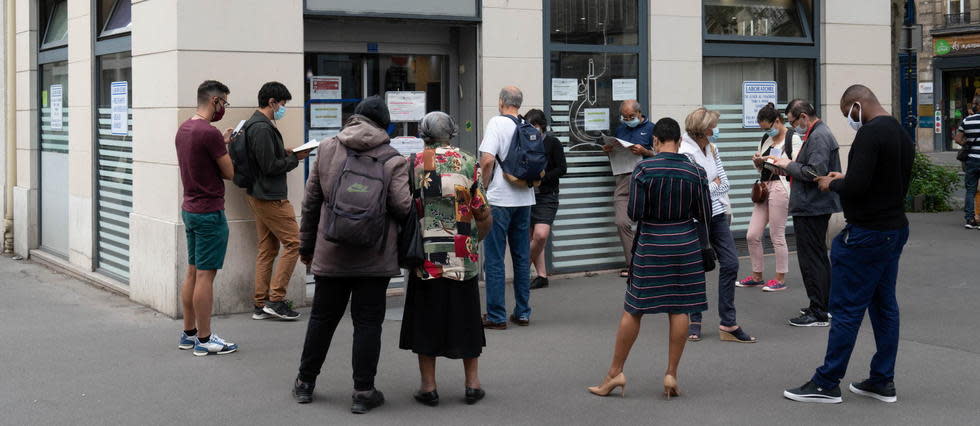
[{"xmin": 174, "ymin": 80, "xmax": 238, "ymax": 356}]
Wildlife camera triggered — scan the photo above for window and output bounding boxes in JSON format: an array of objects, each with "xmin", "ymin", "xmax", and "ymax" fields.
[
  {"xmin": 40, "ymin": 0, "xmax": 68, "ymax": 49},
  {"xmin": 702, "ymin": 57, "xmax": 815, "ymax": 105},
  {"xmin": 704, "ymin": 0, "xmax": 812, "ymax": 41},
  {"xmin": 95, "ymin": 52, "xmax": 133, "ymax": 280},
  {"xmin": 98, "ymin": 0, "xmax": 132, "ymax": 38},
  {"xmin": 550, "ymin": 0, "xmax": 639, "ymax": 45}
]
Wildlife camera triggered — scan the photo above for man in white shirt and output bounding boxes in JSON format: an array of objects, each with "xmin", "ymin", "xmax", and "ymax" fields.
[{"xmin": 479, "ymin": 86, "xmax": 536, "ymax": 329}]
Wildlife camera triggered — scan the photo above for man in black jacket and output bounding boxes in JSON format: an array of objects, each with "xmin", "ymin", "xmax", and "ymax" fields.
[
  {"xmin": 784, "ymin": 85, "xmax": 914, "ymax": 405},
  {"xmin": 244, "ymin": 82, "xmax": 309, "ymax": 321}
]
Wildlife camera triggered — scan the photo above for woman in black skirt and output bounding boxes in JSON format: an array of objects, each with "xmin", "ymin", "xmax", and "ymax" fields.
[{"xmin": 399, "ymin": 112, "xmax": 492, "ymax": 407}]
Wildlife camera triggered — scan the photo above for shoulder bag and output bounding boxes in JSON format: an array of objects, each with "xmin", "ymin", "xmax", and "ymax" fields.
[
  {"xmin": 685, "ymin": 156, "xmax": 717, "ymax": 272},
  {"xmin": 397, "ymin": 153, "xmax": 425, "ymax": 269},
  {"xmin": 751, "ymin": 135, "xmax": 772, "ymax": 204}
]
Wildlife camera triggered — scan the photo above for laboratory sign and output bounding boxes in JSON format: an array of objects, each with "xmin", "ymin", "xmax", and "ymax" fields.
[{"xmin": 934, "ymin": 34, "xmax": 980, "ymax": 56}]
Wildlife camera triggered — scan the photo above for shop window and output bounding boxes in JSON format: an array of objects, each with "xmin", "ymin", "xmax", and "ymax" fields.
[
  {"xmin": 702, "ymin": 57, "xmax": 814, "ymax": 105},
  {"xmin": 99, "ymin": 0, "xmax": 132, "ymax": 38},
  {"xmin": 40, "ymin": 0, "xmax": 68, "ymax": 49},
  {"xmin": 550, "ymin": 0, "xmax": 639, "ymax": 45},
  {"xmin": 704, "ymin": 0, "xmax": 812, "ymax": 40}
]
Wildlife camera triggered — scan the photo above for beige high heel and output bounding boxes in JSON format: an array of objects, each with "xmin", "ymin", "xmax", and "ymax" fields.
[
  {"xmin": 663, "ymin": 374, "xmax": 681, "ymax": 400},
  {"xmin": 587, "ymin": 372, "xmax": 627, "ymax": 397}
]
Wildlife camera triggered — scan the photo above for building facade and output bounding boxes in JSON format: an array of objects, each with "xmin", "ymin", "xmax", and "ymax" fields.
[{"xmin": 5, "ymin": 0, "xmax": 893, "ymax": 317}]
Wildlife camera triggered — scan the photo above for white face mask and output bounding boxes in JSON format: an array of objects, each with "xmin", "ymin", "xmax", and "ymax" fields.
[{"xmin": 846, "ymin": 102, "xmax": 863, "ymax": 131}]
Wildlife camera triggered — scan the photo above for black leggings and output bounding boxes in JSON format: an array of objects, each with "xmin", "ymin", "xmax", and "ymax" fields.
[{"xmin": 297, "ymin": 276, "xmax": 390, "ymax": 391}]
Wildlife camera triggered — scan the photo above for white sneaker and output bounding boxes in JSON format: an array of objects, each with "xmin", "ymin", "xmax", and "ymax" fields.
[{"xmin": 193, "ymin": 333, "xmax": 238, "ymax": 356}]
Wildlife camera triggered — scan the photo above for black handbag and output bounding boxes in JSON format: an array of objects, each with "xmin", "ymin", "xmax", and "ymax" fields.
[
  {"xmin": 957, "ymin": 143, "xmax": 972, "ymax": 162},
  {"xmin": 687, "ymin": 155, "xmax": 718, "ymax": 272},
  {"xmin": 397, "ymin": 153, "xmax": 425, "ymax": 269}
]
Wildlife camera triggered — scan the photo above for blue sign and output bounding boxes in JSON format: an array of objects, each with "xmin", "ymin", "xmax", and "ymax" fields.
[{"xmin": 919, "ymin": 116, "xmax": 935, "ymax": 128}]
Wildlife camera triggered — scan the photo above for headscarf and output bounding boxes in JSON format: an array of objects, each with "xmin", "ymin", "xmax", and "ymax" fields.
[{"xmin": 419, "ymin": 111, "xmax": 459, "ymax": 146}]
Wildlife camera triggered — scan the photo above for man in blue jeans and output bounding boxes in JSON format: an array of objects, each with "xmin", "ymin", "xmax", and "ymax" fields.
[
  {"xmin": 954, "ymin": 96, "xmax": 980, "ymax": 229},
  {"xmin": 479, "ymin": 86, "xmax": 536, "ymax": 329},
  {"xmin": 785, "ymin": 85, "xmax": 914, "ymax": 404}
]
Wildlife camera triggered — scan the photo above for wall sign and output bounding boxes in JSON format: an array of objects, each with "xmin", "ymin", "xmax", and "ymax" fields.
[
  {"xmin": 386, "ymin": 91, "xmax": 427, "ymax": 122},
  {"xmin": 110, "ymin": 81, "xmax": 129, "ymax": 136},
  {"xmin": 918, "ymin": 82, "xmax": 933, "ymax": 94},
  {"xmin": 742, "ymin": 81, "xmax": 777, "ymax": 128},
  {"xmin": 551, "ymin": 78, "xmax": 578, "ymax": 101},
  {"xmin": 390, "ymin": 136, "xmax": 425, "ymax": 156},
  {"xmin": 50, "ymin": 84, "xmax": 63, "ymax": 131},
  {"xmin": 935, "ymin": 110, "xmax": 942, "ymax": 134},
  {"xmin": 310, "ymin": 76, "xmax": 342, "ymax": 100},
  {"xmin": 310, "ymin": 103, "xmax": 343, "ymax": 128},
  {"xmin": 584, "ymin": 108, "xmax": 609, "ymax": 131},
  {"xmin": 612, "ymin": 79, "xmax": 637, "ymax": 101},
  {"xmin": 934, "ymin": 34, "xmax": 980, "ymax": 56}
]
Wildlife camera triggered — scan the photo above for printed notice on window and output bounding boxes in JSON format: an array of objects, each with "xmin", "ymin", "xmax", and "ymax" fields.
[
  {"xmin": 584, "ymin": 108, "xmax": 609, "ymax": 131},
  {"xmin": 612, "ymin": 79, "xmax": 637, "ymax": 101},
  {"xmin": 551, "ymin": 78, "xmax": 578, "ymax": 101},
  {"xmin": 391, "ymin": 137, "xmax": 425, "ymax": 156},
  {"xmin": 50, "ymin": 84, "xmax": 63, "ymax": 131},
  {"xmin": 386, "ymin": 91, "xmax": 427, "ymax": 122},
  {"xmin": 742, "ymin": 81, "xmax": 777, "ymax": 128},
  {"xmin": 310, "ymin": 103, "xmax": 343, "ymax": 129},
  {"xmin": 310, "ymin": 76, "xmax": 342, "ymax": 100},
  {"xmin": 110, "ymin": 81, "xmax": 129, "ymax": 136}
]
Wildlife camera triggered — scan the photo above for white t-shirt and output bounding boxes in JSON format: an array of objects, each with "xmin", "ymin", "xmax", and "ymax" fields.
[{"xmin": 479, "ymin": 115, "xmax": 536, "ymax": 207}]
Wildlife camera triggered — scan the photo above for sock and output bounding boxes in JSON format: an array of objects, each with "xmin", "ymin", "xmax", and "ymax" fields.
[
  {"xmin": 198, "ymin": 335, "xmax": 210, "ymax": 343},
  {"xmin": 184, "ymin": 328, "xmax": 197, "ymax": 336}
]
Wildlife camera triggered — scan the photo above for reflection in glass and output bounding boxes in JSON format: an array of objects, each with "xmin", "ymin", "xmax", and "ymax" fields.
[
  {"xmin": 704, "ymin": 0, "xmax": 808, "ymax": 38},
  {"xmin": 101, "ymin": 0, "xmax": 132, "ymax": 36},
  {"xmin": 42, "ymin": 1, "xmax": 69, "ymax": 47},
  {"xmin": 550, "ymin": 0, "xmax": 639, "ymax": 45},
  {"xmin": 549, "ymin": 52, "xmax": 639, "ymax": 151},
  {"xmin": 702, "ymin": 57, "xmax": 814, "ymax": 105}
]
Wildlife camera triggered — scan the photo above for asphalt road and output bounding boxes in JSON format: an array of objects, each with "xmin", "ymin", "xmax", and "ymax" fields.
[{"xmin": 2, "ymin": 212, "xmax": 979, "ymax": 425}]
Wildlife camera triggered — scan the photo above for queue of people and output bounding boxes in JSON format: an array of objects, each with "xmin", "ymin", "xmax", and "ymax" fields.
[{"xmin": 172, "ymin": 79, "xmax": 914, "ymax": 413}]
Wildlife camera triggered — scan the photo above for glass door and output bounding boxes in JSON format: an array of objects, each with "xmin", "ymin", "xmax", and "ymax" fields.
[{"xmin": 39, "ymin": 61, "xmax": 70, "ymax": 257}]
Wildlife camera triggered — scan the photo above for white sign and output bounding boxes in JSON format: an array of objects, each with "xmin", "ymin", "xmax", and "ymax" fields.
[
  {"xmin": 612, "ymin": 79, "xmax": 637, "ymax": 101},
  {"xmin": 386, "ymin": 91, "xmax": 427, "ymax": 122},
  {"xmin": 390, "ymin": 136, "xmax": 425, "ymax": 156},
  {"xmin": 310, "ymin": 103, "xmax": 343, "ymax": 128},
  {"xmin": 308, "ymin": 128, "xmax": 339, "ymax": 143},
  {"xmin": 310, "ymin": 76, "xmax": 342, "ymax": 100},
  {"xmin": 584, "ymin": 108, "xmax": 609, "ymax": 131},
  {"xmin": 50, "ymin": 84, "xmax": 63, "ymax": 131},
  {"xmin": 110, "ymin": 81, "xmax": 129, "ymax": 136},
  {"xmin": 919, "ymin": 82, "xmax": 934, "ymax": 94},
  {"xmin": 742, "ymin": 81, "xmax": 777, "ymax": 128},
  {"xmin": 551, "ymin": 78, "xmax": 579, "ymax": 101}
]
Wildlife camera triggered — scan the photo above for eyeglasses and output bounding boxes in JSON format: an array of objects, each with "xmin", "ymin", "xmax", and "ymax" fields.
[{"xmin": 216, "ymin": 97, "xmax": 230, "ymax": 108}]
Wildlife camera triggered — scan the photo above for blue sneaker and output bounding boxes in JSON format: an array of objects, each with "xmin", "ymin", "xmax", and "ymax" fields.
[
  {"xmin": 178, "ymin": 331, "xmax": 196, "ymax": 350},
  {"xmin": 193, "ymin": 333, "xmax": 238, "ymax": 356},
  {"xmin": 736, "ymin": 276, "xmax": 765, "ymax": 288},
  {"xmin": 762, "ymin": 280, "xmax": 787, "ymax": 292}
]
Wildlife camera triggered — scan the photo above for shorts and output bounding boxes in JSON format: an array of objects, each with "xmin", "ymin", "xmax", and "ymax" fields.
[
  {"xmin": 531, "ymin": 192, "xmax": 559, "ymax": 226},
  {"xmin": 182, "ymin": 210, "xmax": 229, "ymax": 271}
]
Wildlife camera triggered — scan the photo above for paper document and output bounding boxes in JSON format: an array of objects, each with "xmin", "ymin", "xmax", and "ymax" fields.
[
  {"xmin": 232, "ymin": 119, "xmax": 246, "ymax": 136},
  {"xmin": 604, "ymin": 136, "xmax": 642, "ymax": 176},
  {"xmin": 293, "ymin": 140, "xmax": 320, "ymax": 153}
]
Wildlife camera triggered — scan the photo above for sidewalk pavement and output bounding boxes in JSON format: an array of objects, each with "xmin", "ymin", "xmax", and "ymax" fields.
[{"xmin": 2, "ymin": 213, "xmax": 978, "ymax": 425}]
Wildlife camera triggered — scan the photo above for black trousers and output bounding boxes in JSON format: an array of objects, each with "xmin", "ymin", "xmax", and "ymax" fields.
[
  {"xmin": 298, "ymin": 276, "xmax": 390, "ymax": 391},
  {"xmin": 793, "ymin": 214, "xmax": 832, "ymax": 317}
]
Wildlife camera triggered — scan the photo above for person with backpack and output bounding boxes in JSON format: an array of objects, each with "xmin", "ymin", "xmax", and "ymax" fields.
[
  {"xmin": 737, "ymin": 103, "xmax": 799, "ymax": 293},
  {"xmin": 291, "ymin": 96, "xmax": 411, "ymax": 414},
  {"xmin": 237, "ymin": 82, "xmax": 308, "ymax": 321},
  {"xmin": 478, "ymin": 86, "xmax": 546, "ymax": 329}
]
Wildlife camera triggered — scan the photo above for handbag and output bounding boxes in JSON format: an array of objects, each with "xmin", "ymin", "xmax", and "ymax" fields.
[
  {"xmin": 751, "ymin": 180, "xmax": 769, "ymax": 204},
  {"xmin": 397, "ymin": 153, "xmax": 425, "ymax": 269},
  {"xmin": 685, "ymin": 155, "xmax": 718, "ymax": 272},
  {"xmin": 957, "ymin": 143, "xmax": 972, "ymax": 162}
]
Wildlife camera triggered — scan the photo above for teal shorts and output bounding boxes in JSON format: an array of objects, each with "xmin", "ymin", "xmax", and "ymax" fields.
[{"xmin": 182, "ymin": 210, "xmax": 229, "ymax": 271}]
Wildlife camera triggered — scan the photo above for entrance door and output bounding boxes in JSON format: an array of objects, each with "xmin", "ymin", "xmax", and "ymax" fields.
[
  {"xmin": 942, "ymin": 69, "xmax": 980, "ymax": 150},
  {"xmin": 39, "ymin": 61, "xmax": 70, "ymax": 257}
]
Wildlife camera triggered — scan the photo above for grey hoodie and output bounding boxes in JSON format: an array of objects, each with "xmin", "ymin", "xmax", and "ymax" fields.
[{"xmin": 299, "ymin": 115, "xmax": 412, "ymax": 277}]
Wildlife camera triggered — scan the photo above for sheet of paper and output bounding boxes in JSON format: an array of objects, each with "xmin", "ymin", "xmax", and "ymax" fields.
[
  {"xmin": 50, "ymin": 84, "xmax": 63, "ymax": 131},
  {"xmin": 386, "ymin": 91, "xmax": 427, "ymax": 122},
  {"xmin": 110, "ymin": 81, "xmax": 129, "ymax": 136},
  {"xmin": 308, "ymin": 129, "xmax": 339, "ymax": 142},
  {"xmin": 293, "ymin": 140, "xmax": 321, "ymax": 153},
  {"xmin": 612, "ymin": 79, "xmax": 637, "ymax": 101},
  {"xmin": 310, "ymin": 103, "xmax": 343, "ymax": 128},
  {"xmin": 742, "ymin": 81, "xmax": 777, "ymax": 129},
  {"xmin": 584, "ymin": 108, "xmax": 609, "ymax": 131},
  {"xmin": 232, "ymin": 119, "xmax": 247, "ymax": 136},
  {"xmin": 609, "ymin": 148, "xmax": 642, "ymax": 176},
  {"xmin": 310, "ymin": 76, "xmax": 342, "ymax": 100},
  {"xmin": 551, "ymin": 78, "xmax": 578, "ymax": 101},
  {"xmin": 604, "ymin": 136, "xmax": 633, "ymax": 148},
  {"xmin": 390, "ymin": 136, "xmax": 425, "ymax": 156}
]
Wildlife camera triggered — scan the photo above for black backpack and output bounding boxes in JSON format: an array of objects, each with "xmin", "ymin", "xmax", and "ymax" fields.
[
  {"xmin": 229, "ymin": 122, "xmax": 259, "ymax": 189},
  {"xmin": 324, "ymin": 146, "xmax": 402, "ymax": 248}
]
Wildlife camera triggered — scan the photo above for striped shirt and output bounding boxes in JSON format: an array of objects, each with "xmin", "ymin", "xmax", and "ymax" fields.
[
  {"xmin": 679, "ymin": 134, "xmax": 731, "ymax": 216},
  {"xmin": 958, "ymin": 113, "xmax": 980, "ymax": 159}
]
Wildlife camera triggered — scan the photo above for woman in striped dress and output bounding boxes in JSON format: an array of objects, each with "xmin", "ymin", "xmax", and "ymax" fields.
[{"xmin": 587, "ymin": 118, "xmax": 709, "ymax": 400}]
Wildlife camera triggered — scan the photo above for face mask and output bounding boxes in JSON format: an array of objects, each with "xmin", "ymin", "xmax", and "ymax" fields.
[
  {"xmin": 622, "ymin": 117, "xmax": 641, "ymax": 128},
  {"xmin": 707, "ymin": 127, "xmax": 719, "ymax": 144},
  {"xmin": 764, "ymin": 127, "xmax": 779, "ymax": 138},
  {"xmin": 793, "ymin": 117, "xmax": 807, "ymax": 135},
  {"xmin": 274, "ymin": 104, "xmax": 287, "ymax": 121},
  {"xmin": 846, "ymin": 102, "xmax": 863, "ymax": 131},
  {"xmin": 211, "ymin": 99, "xmax": 225, "ymax": 122}
]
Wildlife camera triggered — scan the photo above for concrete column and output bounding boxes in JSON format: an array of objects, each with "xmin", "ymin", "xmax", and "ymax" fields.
[
  {"xmin": 480, "ymin": 0, "xmax": 543, "ymax": 130},
  {"xmin": 130, "ymin": 0, "xmax": 305, "ymax": 317},
  {"xmin": 821, "ymin": 0, "xmax": 894, "ymax": 166},
  {"xmin": 649, "ymin": 0, "xmax": 703, "ymax": 123},
  {"xmin": 66, "ymin": 0, "xmax": 94, "ymax": 269},
  {"xmin": 14, "ymin": 0, "xmax": 38, "ymax": 257}
]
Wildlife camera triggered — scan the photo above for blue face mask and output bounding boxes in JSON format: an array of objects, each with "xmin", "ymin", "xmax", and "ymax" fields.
[
  {"xmin": 707, "ymin": 127, "xmax": 720, "ymax": 144},
  {"xmin": 273, "ymin": 104, "xmax": 287, "ymax": 121},
  {"xmin": 764, "ymin": 127, "xmax": 779, "ymax": 138},
  {"xmin": 622, "ymin": 116, "xmax": 642, "ymax": 128}
]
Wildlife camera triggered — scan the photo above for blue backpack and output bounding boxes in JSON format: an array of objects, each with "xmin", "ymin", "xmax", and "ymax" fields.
[{"xmin": 496, "ymin": 115, "xmax": 548, "ymax": 187}]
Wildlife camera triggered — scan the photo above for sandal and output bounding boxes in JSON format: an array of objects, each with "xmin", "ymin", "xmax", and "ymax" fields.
[
  {"xmin": 719, "ymin": 327, "xmax": 757, "ymax": 343},
  {"xmin": 687, "ymin": 322, "xmax": 702, "ymax": 342},
  {"xmin": 620, "ymin": 269, "xmax": 629, "ymax": 278}
]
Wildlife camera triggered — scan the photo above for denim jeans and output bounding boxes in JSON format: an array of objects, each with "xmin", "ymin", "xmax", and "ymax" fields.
[
  {"xmin": 483, "ymin": 205, "xmax": 532, "ymax": 324},
  {"xmin": 690, "ymin": 214, "xmax": 739, "ymax": 327},
  {"xmin": 812, "ymin": 225, "xmax": 909, "ymax": 389},
  {"xmin": 964, "ymin": 159, "xmax": 980, "ymax": 221}
]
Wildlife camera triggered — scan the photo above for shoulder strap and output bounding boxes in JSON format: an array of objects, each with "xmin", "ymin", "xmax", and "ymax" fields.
[{"xmin": 759, "ymin": 134, "xmax": 774, "ymax": 155}]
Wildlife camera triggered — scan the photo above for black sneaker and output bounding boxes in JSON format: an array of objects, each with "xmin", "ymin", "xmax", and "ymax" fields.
[
  {"xmin": 252, "ymin": 305, "xmax": 274, "ymax": 320},
  {"xmin": 799, "ymin": 307, "xmax": 833, "ymax": 319},
  {"xmin": 849, "ymin": 379, "xmax": 897, "ymax": 403},
  {"xmin": 966, "ymin": 219, "xmax": 980, "ymax": 229},
  {"xmin": 263, "ymin": 300, "xmax": 301, "ymax": 321},
  {"xmin": 530, "ymin": 276, "xmax": 549, "ymax": 289},
  {"xmin": 783, "ymin": 380, "xmax": 842, "ymax": 404},
  {"xmin": 789, "ymin": 311, "xmax": 829, "ymax": 327},
  {"xmin": 351, "ymin": 389, "xmax": 385, "ymax": 414},
  {"xmin": 293, "ymin": 377, "xmax": 314, "ymax": 404}
]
